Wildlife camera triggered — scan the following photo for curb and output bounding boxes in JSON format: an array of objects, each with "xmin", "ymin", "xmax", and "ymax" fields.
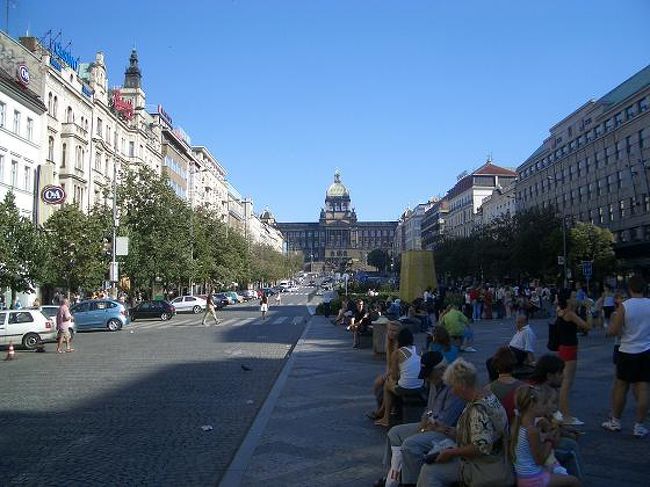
[{"xmin": 218, "ymin": 313, "xmax": 315, "ymax": 486}]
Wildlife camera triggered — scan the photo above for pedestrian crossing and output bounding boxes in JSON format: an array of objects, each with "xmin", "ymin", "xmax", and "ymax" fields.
[{"xmin": 128, "ymin": 313, "xmax": 298, "ymax": 331}]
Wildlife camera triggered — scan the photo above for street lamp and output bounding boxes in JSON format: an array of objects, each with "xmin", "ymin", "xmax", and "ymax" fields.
[{"xmin": 548, "ymin": 175, "xmax": 568, "ymax": 288}]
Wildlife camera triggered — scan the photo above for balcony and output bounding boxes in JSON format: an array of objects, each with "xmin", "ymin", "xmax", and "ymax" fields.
[{"xmin": 61, "ymin": 122, "xmax": 88, "ymax": 143}]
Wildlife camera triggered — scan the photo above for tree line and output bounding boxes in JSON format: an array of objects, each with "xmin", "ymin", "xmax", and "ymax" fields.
[
  {"xmin": 0, "ymin": 167, "xmax": 302, "ymax": 302},
  {"xmin": 433, "ymin": 207, "xmax": 616, "ymax": 286}
]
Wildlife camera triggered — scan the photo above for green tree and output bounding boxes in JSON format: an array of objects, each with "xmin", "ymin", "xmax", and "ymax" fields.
[
  {"xmin": 367, "ymin": 248, "xmax": 390, "ymax": 272},
  {"xmin": 569, "ymin": 221, "xmax": 616, "ymax": 283},
  {"xmin": 118, "ymin": 167, "xmax": 193, "ymax": 294},
  {"xmin": 43, "ymin": 204, "xmax": 108, "ymax": 294},
  {"xmin": 0, "ymin": 192, "xmax": 47, "ymax": 301}
]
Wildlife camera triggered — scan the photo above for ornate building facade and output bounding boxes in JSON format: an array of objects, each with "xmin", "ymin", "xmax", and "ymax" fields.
[{"xmin": 277, "ymin": 172, "xmax": 397, "ymax": 269}]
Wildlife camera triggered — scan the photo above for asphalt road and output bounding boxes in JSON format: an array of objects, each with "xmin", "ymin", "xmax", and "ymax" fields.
[{"xmin": 0, "ymin": 288, "xmax": 314, "ymax": 486}]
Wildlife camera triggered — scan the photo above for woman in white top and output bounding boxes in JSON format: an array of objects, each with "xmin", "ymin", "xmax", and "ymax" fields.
[{"xmin": 375, "ymin": 328, "xmax": 424, "ymax": 427}]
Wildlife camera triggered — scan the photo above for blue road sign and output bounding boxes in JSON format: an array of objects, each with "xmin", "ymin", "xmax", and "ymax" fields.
[{"xmin": 582, "ymin": 261, "xmax": 593, "ymax": 279}]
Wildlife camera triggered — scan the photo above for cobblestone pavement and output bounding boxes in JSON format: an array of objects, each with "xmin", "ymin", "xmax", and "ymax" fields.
[
  {"xmin": 0, "ymin": 302, "xmax": 309, "ymax": 486},
  {"xmin": 238, "ymin": 315, "xmax": 650, "ymax": 486}
]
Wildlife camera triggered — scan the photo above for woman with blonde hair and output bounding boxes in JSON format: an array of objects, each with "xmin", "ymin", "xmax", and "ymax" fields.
[{"xmin": 416, "ymin": 358, "xmax": 513, "ymax": 486}]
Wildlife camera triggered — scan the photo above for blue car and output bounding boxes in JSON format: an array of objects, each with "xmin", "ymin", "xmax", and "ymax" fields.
[{"xmin": 70, "ymin": 299, "xmax": 130, "ymax": 332}]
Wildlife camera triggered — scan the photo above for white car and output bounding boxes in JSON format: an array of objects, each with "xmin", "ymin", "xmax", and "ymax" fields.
[
  {"xmin": 0, "ymin": 309, "xmax": 59, "ymax": 350},
  {"xmin": 170, "ymin": 295, "xmax": 207, "ymax": 314}
]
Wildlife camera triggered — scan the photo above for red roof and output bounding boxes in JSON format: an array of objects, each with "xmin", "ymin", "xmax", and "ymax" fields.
[{"xmin": 473, "ymin": 162, "xmax": 517, "ymax": 177}]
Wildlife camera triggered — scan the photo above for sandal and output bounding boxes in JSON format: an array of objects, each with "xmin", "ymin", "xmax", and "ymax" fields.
[
  {"xmin": 57, "ymin": 350, "xmax": 65, "ymax": 354},
  {"xmin": 366, "ymin": 411, "xmax": 380, "ymax": 420},
  {"xmin": 66, "ymin": 349, "xmax": 75, "ymax": 353},
  {"xmin": 374, "ymin": 419, "xmax": 390, "ymax": 428}
]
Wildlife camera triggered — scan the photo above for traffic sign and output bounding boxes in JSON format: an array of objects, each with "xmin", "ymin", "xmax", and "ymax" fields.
[
  {"xmin": 557, "ymin": 256, "xmax": 565, "ymax": 265},
  {"xmin": 582, "ymin": 261, "xmax": 593, "ymax": 279}
]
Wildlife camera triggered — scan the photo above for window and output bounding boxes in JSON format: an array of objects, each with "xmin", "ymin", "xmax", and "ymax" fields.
[
  {"xmin": 614, "ymin": 112, "xmax": 623, "ymax": 127},
  {"xmin": 10, "ymin": 160, "xmax": 18, "ymax": 186},
  {"xmin": 61, "ymin": 143, "xmax": 67, "ymax": 168},
  {"xmin": 48, "ymin": 136, "xmax": 54, "ymax": 162},
  {"xmin": 595, "ymin": 125, "xmax": 603, "ymax": 137},
  {"xmin": 52, "ymin": 96, "xmax": 58, "ymax": 118},
  {"xmin": 599, "ymin": 207, "xmax": 604, "ymax": 224},
  {"xmin": 608, "ymin": 204, "xmax": 614, "ymax": 222},
  {"xmin": 96, "ymin": 117, "xmax": 103, "ymax": 137},
  {"xmin": 26, "ymin": 118, "xmax": 33, "ymax": 141},
  {"xmin": 619, "ymin": 200, "xmax": 625, "ymax": 219},
  {"xmin": 604, "ymin": 146, "xmax": 612, "ymax": 164},
  {"xmin": 48, "ymin": 92, "xmax": 53, "ymax": 113},
  {"xmin": 626, "ymin": 104, "xmax": 637, "ymax": 120},
  {"xmin": 66, "ymin": 106, "xmax": 73, "ymax": 123},
  {"xmin": 95, "ymin": 151, "xmax": 101, "ymax": 171},
  {"xmin": 23, "ymin": 166, "xmax": 30, "ymax": 190},
  {"xmin": 615, "ymin": 141, "xmax": 622, "ymax": 160},
  {"xmin": 8, "ymin": 312, "xmax": 34, "ymax": 324},
  {"xmin": 626, "ymin": 135, "xmax": 633, "ymax": 154},
  {"xmin": 13, "ymin": 110, "xmax": 20, "ymax": 134},
  {"xmin": 0, "ymin": 101, "xmax": 5, "ymax": 127},
  {"xmin": 640, "ymin": 129, "xmax": 648, "ymax": 149},
  {"xmin": 0, "ymin": 154, "xmax": 4, "ymax": 181},
  {"xmin": 604, "ymin": 118, "xmax": 613, "ymax": 132},
  {"xmin": 640, "ymin": 97, "xmax": 649, "ymax": 113},
  {"xmin": 607, "ymin": 174, "xmax": 615, "ymax": 192}
]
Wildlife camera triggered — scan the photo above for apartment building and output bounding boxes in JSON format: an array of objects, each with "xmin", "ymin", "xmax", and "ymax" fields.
[{"xmin": 516, "ymin": 65, "xmax": 650, "ymax": 265}]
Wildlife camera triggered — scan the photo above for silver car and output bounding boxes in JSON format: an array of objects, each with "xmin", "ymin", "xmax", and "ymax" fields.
[{"xmin": 0, "ymin": 309, "xmax": 61, "ymax": 349}]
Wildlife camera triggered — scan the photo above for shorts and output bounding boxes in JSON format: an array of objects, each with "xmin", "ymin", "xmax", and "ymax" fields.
[
  {"xmin": 260, "ymin": 303, "xmax": 268, "ymax": 312},
  {"xmin": 612, "ymin": 344, "xmax": 620, "ymax": 365},
  {"xmin": 558, "ymin": 345, "xmax": 578, "ymax": 362},
  {"xmin": 57, "ymin": 329, "xmax": 71, "ymax": 340},
  {"xmin": 616, "ymin": 349, "xmax": 650, "ymax": 383},
  {"xmin": 516, "ymin": 470, "xmax": 551, "ymax": 487}
]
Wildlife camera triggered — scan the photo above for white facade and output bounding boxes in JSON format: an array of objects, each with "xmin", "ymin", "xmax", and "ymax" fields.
[
  {"xmin": 445, "ymin": 161, "xmax": 517, "ymax": 237},
  {"xmin": 0, "ymin": 67, "xmax": 45, "ymax": 219},
  {"xmin": 190, "ymin": 145, "xmax": 228, "ymax": 219},
  {"xmin": 477, "ymin": 184, "xmax": 516, "ymax": 226}
]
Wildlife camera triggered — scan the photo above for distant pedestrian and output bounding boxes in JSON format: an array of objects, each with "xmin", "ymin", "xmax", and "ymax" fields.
[
  {"xmin": 260, "ymin": 293, "xmax": 269, "ymax": 320},
  {"xmin": 602, "ymin": 275, "xmax": 650, "ymax": 438},
  {"xmin": 12, "ymin": 298, "xmax": 22, "ymax": 310},
  {"xmin": 56, "ymin": 298, "xmax": 75, "ymax": 354},
  {"xmin": 202, "ymin": 290, "xmax": 220, "ymax": 326},
  {"xmin": 275, "ymin": 291, "xmax": 282, "ymax": 306}
]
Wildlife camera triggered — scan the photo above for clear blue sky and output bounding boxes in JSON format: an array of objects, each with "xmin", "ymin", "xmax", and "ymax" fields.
[{"xmin": 9, "ymin": 0, "xmax": 650, "ymax": 222}]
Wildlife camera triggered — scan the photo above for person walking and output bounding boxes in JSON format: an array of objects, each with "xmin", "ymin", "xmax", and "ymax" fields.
[
  {"xmin": 56, "ymin": 298, "xmax": 75, "ymax": 354},
  {"xmin": 260, "ymin": 292, "xmax": 269, "ymax": 320},
  {"xmin": 602, "ymin": 275, "xmax": 650, "ymax": 438},
  {"xmin": 201, "ymin": 290, "xmax": 220, "ymax": 326}
]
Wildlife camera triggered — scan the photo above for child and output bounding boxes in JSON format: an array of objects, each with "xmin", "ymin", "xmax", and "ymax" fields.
[
  {"xmin": 511, "ymin": 385, "xmax": 580, "ymax": 487},
  {"xmin": 535, "ymin": 388, "xmax": 568, "ymax": 475}
]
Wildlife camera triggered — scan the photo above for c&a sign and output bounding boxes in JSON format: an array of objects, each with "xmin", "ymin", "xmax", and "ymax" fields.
[{"xmin": 41, "ymin": 185, "xmax": 66, "ymax": 205}]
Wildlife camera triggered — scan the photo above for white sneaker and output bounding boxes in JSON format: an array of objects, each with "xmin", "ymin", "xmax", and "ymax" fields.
[
  {"xmin": 633, "ymin": 423, "xmax": 648, "ymax": 438},
  {"xmin": 461, "ymin": 346, "xmax": 478, "ymax": 353},
  {"xmin": 601, "ymin": 417, "xmax": 621, "ymax": 431},
  {"xmin": 563, "ymin": 416, "xmax": 585, "ymax": 426}
]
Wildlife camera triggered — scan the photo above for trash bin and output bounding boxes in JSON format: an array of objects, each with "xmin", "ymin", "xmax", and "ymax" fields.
[{"xmin": 372, "ymin": 316, "xmax": 390, "ymax": 354}]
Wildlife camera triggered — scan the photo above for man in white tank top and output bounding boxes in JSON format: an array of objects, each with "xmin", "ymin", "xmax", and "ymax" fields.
[{"xmin": 602, "ymin": 275, "xmax": 650, "ymax": 439}]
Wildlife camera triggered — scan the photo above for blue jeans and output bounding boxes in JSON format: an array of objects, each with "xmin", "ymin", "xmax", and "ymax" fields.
[{"xmin": 472, "ymin": 301, "xmax": 482, "ymax": 320}]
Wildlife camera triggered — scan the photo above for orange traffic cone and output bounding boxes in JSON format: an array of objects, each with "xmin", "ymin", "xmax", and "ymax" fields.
[{"xmin": 5, "ymin": 342, "xmax": 16, "ymax": 361}]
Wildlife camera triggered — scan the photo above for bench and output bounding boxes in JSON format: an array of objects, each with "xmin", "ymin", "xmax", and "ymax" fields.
[{"xmin": 395, "ymin": 388, "xmax": 427, "ymax": 423}]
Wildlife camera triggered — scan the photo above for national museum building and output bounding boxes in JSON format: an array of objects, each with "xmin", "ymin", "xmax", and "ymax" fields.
[{"xmin": 277, "ymin": 172, "xmax": 397, "ymax": 269}]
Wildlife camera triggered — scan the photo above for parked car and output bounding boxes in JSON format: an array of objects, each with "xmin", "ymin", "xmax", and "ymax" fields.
[
  {"xmin": 0, "ymin": 309, "xmax": 62, "ymax": 349},
  {"xmin": 212, "ymin": 293, "xmax": 229, "ymax": 308},
  {"xmin": 38, "ymin": 305, "xmax": 60, "ymax": 319},
  {"xmin": 223, "ymin": 291, "xmax": 243, "ymax": 304},
  {"xmin": 71, "ymin": 300, "xmax": 130, "ymax": 332},
  {"xmin": 169, "ymin": 295, "xmax": 207, "ymax": 314},
  {"xmin": 241, "ymin": 290, "xmax": 257, "ymax": 301},
  {"xmin": 130, "ymin": 300, "xmax": 176, "ymax": 321}
]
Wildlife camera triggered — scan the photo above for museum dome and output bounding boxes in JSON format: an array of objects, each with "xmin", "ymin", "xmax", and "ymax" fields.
[{"xmin": 326, "ymin": 170, "xmax": 350, "ymax": 198}]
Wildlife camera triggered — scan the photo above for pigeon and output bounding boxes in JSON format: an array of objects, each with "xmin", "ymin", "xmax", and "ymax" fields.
[{"xmin": 241, "ymin": 364, "xmax": 252, "ymax": 371}]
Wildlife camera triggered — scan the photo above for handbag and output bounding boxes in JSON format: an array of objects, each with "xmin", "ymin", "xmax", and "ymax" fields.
[{"xmin": 547, "ymin": 319, "xmax": 560, "ymax": 351}]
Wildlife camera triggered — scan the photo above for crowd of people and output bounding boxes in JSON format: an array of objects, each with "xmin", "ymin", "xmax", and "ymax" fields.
[{"xmin": 361, "ymin": 275, "xmax": 649, "ymax": 487}]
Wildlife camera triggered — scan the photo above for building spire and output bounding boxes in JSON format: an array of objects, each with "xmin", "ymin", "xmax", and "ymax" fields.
[{"xmin": 124, "ymin": 49, "xmax": 142, "ymax": 89}]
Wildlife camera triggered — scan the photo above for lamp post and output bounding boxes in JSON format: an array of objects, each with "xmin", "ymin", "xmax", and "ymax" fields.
[
  {"xmin": 109, "ymin": 137, "xmax": 119, "ymax": 299},
  {"xmin": 548, "ymin": 175, "xmax": 568, "ymax": 288}
]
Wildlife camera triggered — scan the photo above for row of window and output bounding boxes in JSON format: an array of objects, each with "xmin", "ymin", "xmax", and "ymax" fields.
[
  {"xmin": 168, "ymin": 180, "xmax": 187, "ymax": 199},
  {"xmin": 285, "ymin": 229, "xmax": 394, "ymax": 239},
  {"xmin": 520, "ymin": 96, "xmax": 649, "ymax": 180},
  {"xmin": 164, "ymin": 156, "xmax": 187, "ymax": 179},
  {"xmin": 0, "ymin": 102, "xmax": 34, "ymax": 141},
  {"xmin": 539, "ymin": 196, "xmax": 650, "ymax": 225},
  {"xmin": 0, "ymin": 154, "xmax": 32, "ymax": 190},
  {"xmin": 47, "ymin": 138, "xmax": 85, "ymax": 172}
]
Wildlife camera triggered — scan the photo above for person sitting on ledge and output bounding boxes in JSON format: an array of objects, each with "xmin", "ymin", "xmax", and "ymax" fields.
[{"xmin": 375, "ymin": 328, "xmax": 424, "ymax": 428}]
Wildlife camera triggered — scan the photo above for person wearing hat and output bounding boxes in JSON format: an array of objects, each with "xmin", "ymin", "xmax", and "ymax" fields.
[{"xmin": 376, "ymin": 352, "xmax": 465, "ymax": 487}]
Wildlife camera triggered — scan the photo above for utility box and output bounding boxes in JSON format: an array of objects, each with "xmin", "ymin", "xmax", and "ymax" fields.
[{"xmin": 399, "ymin": 250, "xmax": 437, "ymax": 303}]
